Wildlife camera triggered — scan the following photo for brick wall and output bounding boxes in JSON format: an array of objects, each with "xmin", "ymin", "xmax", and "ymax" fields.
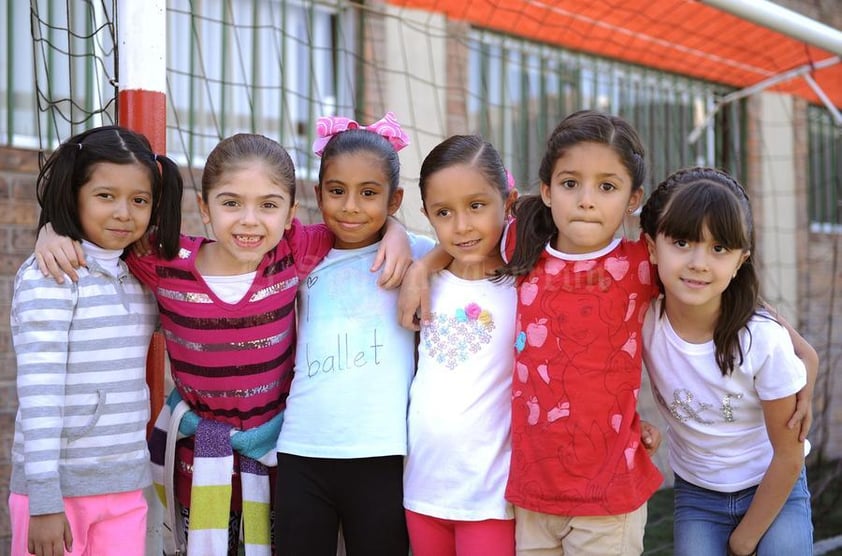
[
  {"xmin": 785, "ymin": 0, "xmax": 842, "ymax": 468},
  {"xmin": 0, "ymin": 147, "xmax": 39, "ymax": 552}
]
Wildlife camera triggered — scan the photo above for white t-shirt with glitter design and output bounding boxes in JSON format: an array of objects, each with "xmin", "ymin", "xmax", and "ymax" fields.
[
  {"xmin": 404, "ymin": 270, "xmax": 517, "ymax": 520},
  {"xmin": 642, "ymin": 298, "xmax": 807, "ymax": 492}
]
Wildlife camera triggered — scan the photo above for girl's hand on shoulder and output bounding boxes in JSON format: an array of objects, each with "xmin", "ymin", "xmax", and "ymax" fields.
[
  {"xmin": 372, "ymin": 216, "xmax": 412, "ymax": 289},
  {"xmin": 28, "ymin": 512, "xmax": 72, "ymax": 556},
  {"xmin": 640, "ymin": 420, "xmax": 662, "ymax": 455},
  {"xmin": 35, "ymin": 223, "xmax": 86, "ymax": 284},
  {"xmin": 790, "ymin": 386, "xmax": 815, "ymax": 443}
]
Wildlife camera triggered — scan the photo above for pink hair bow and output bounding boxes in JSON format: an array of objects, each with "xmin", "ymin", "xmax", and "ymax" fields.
[
  {"xmin": 312, "ymin": 111, "xmax": 410, "ymax": 157},
  {"xmin": 505, "ymin": 169, "xmax": 516, "ymax": 191}
]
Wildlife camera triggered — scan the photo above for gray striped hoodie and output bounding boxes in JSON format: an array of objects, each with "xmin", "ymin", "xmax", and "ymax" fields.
[{"xmin": 10, "ymin": 242, "xmax": 157, "ymax": 515}]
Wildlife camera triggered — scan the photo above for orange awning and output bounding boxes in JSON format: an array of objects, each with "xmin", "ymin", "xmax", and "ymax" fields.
[{"xmin": 387, "ymin": 0, "xmax": 842, "ymax": 108}]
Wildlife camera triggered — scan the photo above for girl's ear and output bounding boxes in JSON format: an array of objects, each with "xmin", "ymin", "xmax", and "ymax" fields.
[
  {"xmin": 197, "ymin": 193, "xmax": 211, "ymax": 225},
  {"xmin": 314, "ymin": 184, "xmax": 324, "ymax": 209},
  {"xmin": 285, "ymin": 202, "xmax": 298, "ymax": 230},
  {"xmin": 540, "ymin": 182, "xmax": 551, "ymax": 207},
  {"xmin": 734, "ymin": 250, "xmax": 751, "ymax": 276},
  {"xmin": 644, "ymin": 233, "xmax": 657, "ymax": 265},
  {"xmin": 628, "ymin": 188, "xmax": 644, "ymax": 214},
  {"xmin": 388, "ymin": 187, "xmax": 404, "ymax": 215}
]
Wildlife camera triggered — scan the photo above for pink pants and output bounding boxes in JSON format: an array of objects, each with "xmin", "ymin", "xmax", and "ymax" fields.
[
  {"xmin": 406, "ymin": 509, "xmax": 516, "ymax": 556},
  {"xmin": 9, "ymin": 490, "xmax": 147, "ymax": 556}
]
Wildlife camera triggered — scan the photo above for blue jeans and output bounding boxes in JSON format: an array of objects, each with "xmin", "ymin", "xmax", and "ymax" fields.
[{"xmin": 673, "ymin": 470, "xmax": 812, "ymax": 555}]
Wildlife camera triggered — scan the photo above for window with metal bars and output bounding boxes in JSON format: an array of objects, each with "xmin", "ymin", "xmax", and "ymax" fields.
[
  {"xmin": 808, "ymin": 105, "xmax": 841, "ymax": 230},
  {"xmin": 166, "ymin": 0, "xmax": 358, "ymax": 179},
  {"xmin": 465, "ymin": 29, "xmax": 746, "ymax": 194}
]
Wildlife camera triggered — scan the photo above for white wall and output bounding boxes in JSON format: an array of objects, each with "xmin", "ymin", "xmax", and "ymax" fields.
[
  {"xmin": 383, "ymin": 5, "xmax": 449, "ymax": 236},
  {"xmin": 757, "ymin": 92, "xmax": 799, "ymax": 322}
]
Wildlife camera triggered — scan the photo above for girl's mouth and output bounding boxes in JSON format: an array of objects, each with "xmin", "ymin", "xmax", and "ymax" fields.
[
  {"xmin": 456, "ymin": 239, "xmax": 480, "ymax": 248},
  {"xmin": 235, "ymin": 234, "xmax": 263, "ymax": 246}
]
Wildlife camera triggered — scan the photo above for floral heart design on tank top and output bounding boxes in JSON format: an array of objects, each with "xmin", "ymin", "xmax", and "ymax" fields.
[{"xmin": 423, "ymin": 302, "xmax": 495, "ymax": 370}]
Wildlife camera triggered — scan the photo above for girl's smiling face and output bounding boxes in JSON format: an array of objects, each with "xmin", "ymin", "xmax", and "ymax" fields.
[
  {"xmin": 647, "ymin": 223, "xmax": 749, "ymax": 316},
  {"xmin": 316, "ymin": 152, "xmax": 403, "ymax": 250},
  {"xmin": 198, "ymin": 161, "xmax": 296, "ymax": 274},
  {"xmin": 77, "ymin": 162, "xmax": 153, "ymax": 251},
  {"xmin": 423, "ymin": 163, "xmax": 515, "ymax": 279}
]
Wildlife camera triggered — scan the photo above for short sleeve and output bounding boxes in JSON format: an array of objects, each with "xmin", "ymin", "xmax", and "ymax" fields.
[
  {"xmin": 751, "ymin": 318, "xmax": 807, "ymax": 401},
  {"xmin": 409, "ymin": 232, "xmax": 436, "ymax": 259},
  {"xmin": 285, "ymin": 219, "xmax": 334, "ymax": 279}
]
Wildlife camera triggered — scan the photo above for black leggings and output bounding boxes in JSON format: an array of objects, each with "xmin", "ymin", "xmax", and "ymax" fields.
[{"xmin": 274, "ymin": 453, "xmax": 408, "ymax": 556}]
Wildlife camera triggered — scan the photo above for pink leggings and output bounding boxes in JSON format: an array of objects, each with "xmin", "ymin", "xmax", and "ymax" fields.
[
  {"xmin": 405, "ymin": 509, "xmax": 515, "ymax": 556},
  {"xmin": 9, "ymin": 490, "xmax": 147, "ymax": 556}
]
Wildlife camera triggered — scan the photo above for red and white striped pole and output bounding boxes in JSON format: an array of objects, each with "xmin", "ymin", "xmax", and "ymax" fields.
[
  {"xmin": 117, "ymin": 0, "xmax": 167, "ymax": 152},
  {"xmin": 117, "ymin": 0, "xmax": 168, "ymax": 437}
]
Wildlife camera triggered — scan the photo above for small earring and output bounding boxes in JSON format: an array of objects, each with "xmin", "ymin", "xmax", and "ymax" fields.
[{"xmin": 627, "ymin": 207, "xmax": 634, "ymax": 214}]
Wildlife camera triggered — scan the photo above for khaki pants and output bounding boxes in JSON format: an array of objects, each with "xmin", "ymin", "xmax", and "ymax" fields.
[{"xmin": 514, "ymin": 504, "xmax": 647, "ymax": 556}]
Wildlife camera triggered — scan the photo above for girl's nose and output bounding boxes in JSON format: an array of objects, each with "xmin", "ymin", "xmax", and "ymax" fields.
[
  {"xmin": 343, "ymin": 196, "xmax": 360, "ymax": 213},
  {"xmin": 455, "ymin": 212, "xmax": 472, "ymax": 232},
  {"xmin": 240, "ymin": 206, "xmax": 258, "ymax": 224},
  {"xmin": 113, "ymin": 200, "xmax": 130, "ymax": 219},
  {"xmin": 578, "ymin": 187, "xmax": 595, "ymax": 209},
  {"xmin": 688, "ymin": 248, "xmax": 709, "ymax": 270}
]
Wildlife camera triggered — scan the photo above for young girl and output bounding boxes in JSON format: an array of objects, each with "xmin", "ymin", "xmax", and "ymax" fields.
[
  {"xmin": 639, "ymin": 168, "xmax": 813, "ymax": 556},
  {"xmin": 273, "ymin": 113, "xmax": 434, "ymax": 556},
  {"xmin": 35, "ymin": 131, "xmax": 411, "ymax": 555},
  {"xmin": 9, "ymin": 126, "xmax": 183, "ymax": 556},
  {"xmin": 494, "ymin": 110, "xmax": 661, "ymax": 554},
  {"xmin": 402, "ymin": 135, "xmax": 518, "ymax": 556}
]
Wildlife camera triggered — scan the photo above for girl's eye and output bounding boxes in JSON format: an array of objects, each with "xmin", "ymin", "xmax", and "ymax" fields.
[
  {"xmin": 96, "ymin": 193, "xmax": 114, "ymax": 200},
  {"xmin": 561, "ymin": 179, "xmax": 577, "ymax": 189},
  {"xmin": 470, "ymin": 202, "xmax": 485, "ymax": 210},
  {"xmin": 435, "ymin": 209, "xmax": 451, "ymax": 218},
  {"xmin": 328, "ymin": 188, "xmax": 344, "ymax": 196},
  {"xmin": 261, "ymin": 201, "xmax": 279, "ymax": 210},
  {"xmin": 712, "ymin": 244, "xmax": 729, "ymax": 254},
  {"xmin": 133, "ymin": 197, "xmax": 150, "ymax": 205},
  {"xmin": 222, "ymin": 200, "xmax": 239, "ymax": 207},
  {"xmin": 673, "ymin": 239, "xmax": 689, "ymax": 248},
  {"xmin": 361, "ymin": 189, "xmax": 377, "ymax": 198},
  {"xmin": 600, "ymin": 182, "xmax": 617, "ymax": 192}
]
